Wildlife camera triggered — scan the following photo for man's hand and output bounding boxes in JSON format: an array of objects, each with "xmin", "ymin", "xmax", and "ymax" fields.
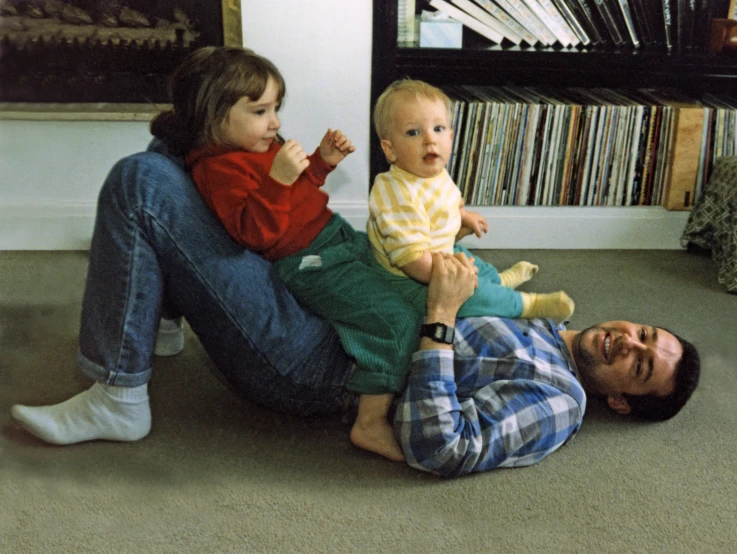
[
  {"xmin": 458, "ymin": 207, "xmax": 488, "ymax": 240},
  {"xmin": 269, "ymin": 139, "xmax": 310, "ymax": 185},
  {"xmin": 319, "ymin": 128, "xmax": 356, "ymax": 167},
  {"xmin": 426, "ymin": 252, "xmax": 478, "ymax": 326}
]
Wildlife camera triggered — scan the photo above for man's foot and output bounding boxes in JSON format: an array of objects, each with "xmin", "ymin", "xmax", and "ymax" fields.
[
  {"xmin": 499, "ymin": 261, "xmax": 539, "ymax": 289},
  {"xmin": 350, "ymin": 419, "xmax": 405, "ymax": 462},
  {"xmin": 10, "ymin": 382, "xmax": 151, "ymax": 445},
  {"xmin": 520, "ymin": 291, "xmax": 575, "ymax": 322},
  {"xmin": 154, "ymin": 317, "xmax": 184, "ymax": 356}
]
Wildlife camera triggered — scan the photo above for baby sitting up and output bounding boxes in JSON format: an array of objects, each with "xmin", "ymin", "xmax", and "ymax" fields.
[{"xmin": 367, "ymin": 79, "xmax": 575, "ymax": 322}]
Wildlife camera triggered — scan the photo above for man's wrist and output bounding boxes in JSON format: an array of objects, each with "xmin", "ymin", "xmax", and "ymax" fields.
[
  {"xmin": 420, "ymin": 322, "xmax": 455, "ymax": 344},
  {"xmin": 424, "ymin": 308, "xmax": 457, "ymax": 327},
  {"xmin": 418, "ymin": 336, "xmax": 453, "ymax": 351}
]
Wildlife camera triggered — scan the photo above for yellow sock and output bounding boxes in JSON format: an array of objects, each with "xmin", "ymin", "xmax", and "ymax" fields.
[
  {"xmin": 520, "ymin": 291, "xmax": 575, "ymax": 322},
  {"xmin": 499, "ymin": 261, "xmax": 539, "ymax": 289}
]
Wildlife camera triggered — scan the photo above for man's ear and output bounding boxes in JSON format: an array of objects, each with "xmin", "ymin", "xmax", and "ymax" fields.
[
  {"xmin": 380, "ymin": 139, "xmax": 396, "ymax": 164},
  {"xmin": 607, "ymin": 394, "xmax": 631, "ymax": 415}
]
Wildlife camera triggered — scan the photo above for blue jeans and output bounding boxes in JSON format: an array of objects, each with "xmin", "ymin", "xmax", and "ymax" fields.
[{"xmin": 77, "ymin": 141, "xmax": 354, "ymax": 416}]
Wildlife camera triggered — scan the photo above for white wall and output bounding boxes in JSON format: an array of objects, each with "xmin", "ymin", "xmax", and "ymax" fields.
[
  {"xmin": 0, "ymin": 0, "xmax": 689, "ymax": 250},
  {"xmin": 0, "ymin": 0, "xmax": 373, "ymax": 250},
  {"xmin": 241, "ymin": 1, "xmax": 372, "ymax": 208},
  {"xmin": 0, "ymin": 120, "xmax": 153, "ymax": 249}
]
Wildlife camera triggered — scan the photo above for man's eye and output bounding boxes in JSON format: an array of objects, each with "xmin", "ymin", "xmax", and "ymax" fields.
[
  {"xmin": 636, "ymin": 359, "xmax": 642, "ymax": 377},
  {"xmin": 639, "ymin": 328, "xmax": 646, "ymax": 341}
]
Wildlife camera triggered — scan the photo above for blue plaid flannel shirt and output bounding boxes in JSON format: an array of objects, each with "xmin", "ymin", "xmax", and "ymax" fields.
[{"xmin": 395, "ymin": 317, "xmax": 586, "ymax": 478}]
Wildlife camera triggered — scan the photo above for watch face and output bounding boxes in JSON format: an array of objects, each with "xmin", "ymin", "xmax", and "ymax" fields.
[{"xmin": 421, "ymin": 323, "xmax": 454, "ymax": 344}]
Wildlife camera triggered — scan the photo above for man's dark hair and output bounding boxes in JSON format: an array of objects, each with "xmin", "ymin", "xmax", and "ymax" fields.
[{"xmin": 623, "ymin": 330, "xmax": 700, "ymax": 421}]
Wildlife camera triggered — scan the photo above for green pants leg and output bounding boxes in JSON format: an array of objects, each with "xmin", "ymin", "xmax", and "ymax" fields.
[{"xmin": 274, "ymin": 215, "xmax": 421, "ymax": 395}]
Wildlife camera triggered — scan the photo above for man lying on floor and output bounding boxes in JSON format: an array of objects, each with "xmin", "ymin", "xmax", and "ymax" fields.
[
  {"xmin": 10, "ymin": 144, "xmax": 700, "ymax": 478},
  {"xmin": 394, "ymin": 252, "xmax": 700, "ymax": 477}
]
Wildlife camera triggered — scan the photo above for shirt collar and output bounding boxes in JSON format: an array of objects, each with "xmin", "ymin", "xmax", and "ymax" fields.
[
  {"xmin": 389, "ymin": 163, "xmax": 448, "ymax": 182},
  {"xmin": 546, "ymin": 318, "xmax": 578, "ymax": 381}
]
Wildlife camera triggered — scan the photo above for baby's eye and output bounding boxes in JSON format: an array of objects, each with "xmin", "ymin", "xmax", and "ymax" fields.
[
  {"xmin": 639, "ymin": 328, "xmax": 646, "ymax": 341},
  {"xmin": 406, "ymin": 129, "xmax": 419, "ymax": 137},
  {"xmin": 434, "ymin": 125, "xmax": 445, "ymax": 132},
  {"xmin": 254, "ymin": 109, "xmax": 266, "ymax": 116}
]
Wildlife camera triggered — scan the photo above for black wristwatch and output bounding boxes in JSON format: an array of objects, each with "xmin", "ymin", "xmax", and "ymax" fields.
[{"xmin": 420, "ymin": 322, "xmax": 455, "ymax": 344}]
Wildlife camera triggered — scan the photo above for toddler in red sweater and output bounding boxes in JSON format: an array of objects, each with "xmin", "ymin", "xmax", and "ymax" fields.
[{"xmin": 151, "ymin": 46, "xmax": 422, "ymax": 462}]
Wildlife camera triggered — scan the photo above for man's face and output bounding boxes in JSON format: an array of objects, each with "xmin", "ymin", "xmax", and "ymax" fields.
[{"xmin": 572, "ymin": 321, "xmax": 682, "ymax": 408}]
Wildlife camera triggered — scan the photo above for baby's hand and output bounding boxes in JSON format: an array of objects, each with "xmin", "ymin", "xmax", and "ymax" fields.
[
  {"xmin": 455, "ymin": 225, "xmax": 475, "ymax": 242},
  {"xmin": 319, "ymin": 128, "xmax": 356, "ymax": 167},
  {"xmin": 459, "ymin": 208, "xmax": 488, "ymax": 239},
  {"xmin": 269, "ymin": 139, "xmax": 310, "ymax": 185}
]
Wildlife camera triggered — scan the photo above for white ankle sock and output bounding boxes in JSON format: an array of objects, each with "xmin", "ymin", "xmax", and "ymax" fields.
[
  {"xmin": 11, "ymin": 382, "xmax": 151, "ymax": 445},
  {"xmin": 154, "ymin": 317, "xmax": 185, "ymax": 357}
]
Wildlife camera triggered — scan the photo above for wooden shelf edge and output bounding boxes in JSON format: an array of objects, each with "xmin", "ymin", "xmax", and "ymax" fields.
[{"xmin": 0, "ymin": 103, "xmax": 171, "ymax": 122}]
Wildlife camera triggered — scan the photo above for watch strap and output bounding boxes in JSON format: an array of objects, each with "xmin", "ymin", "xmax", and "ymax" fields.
[{"xmin": 420, "ymin": 322, "xmax": 455, "ymax": 344}]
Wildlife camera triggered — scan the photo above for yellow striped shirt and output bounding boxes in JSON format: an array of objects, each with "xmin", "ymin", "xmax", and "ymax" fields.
[{"xmin": 367, "ymin": 165, "xmax": 462, "ymax": 276}]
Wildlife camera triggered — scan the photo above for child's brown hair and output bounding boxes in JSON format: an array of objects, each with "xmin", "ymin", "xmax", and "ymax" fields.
[{"xmin": 151, "ymin": 46, "xmax": 286, "ymax": 154}]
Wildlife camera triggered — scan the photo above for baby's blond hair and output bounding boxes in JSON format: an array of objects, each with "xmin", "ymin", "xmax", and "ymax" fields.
[{"xmin": 373, "ymin": 79, "xmax": 453, "ymax": 140}]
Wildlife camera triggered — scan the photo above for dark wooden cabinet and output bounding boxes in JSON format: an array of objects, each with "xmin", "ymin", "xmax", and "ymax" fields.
[{"xmin": 370, "ymin": 1, "xmax": 737, "ymax": 180}]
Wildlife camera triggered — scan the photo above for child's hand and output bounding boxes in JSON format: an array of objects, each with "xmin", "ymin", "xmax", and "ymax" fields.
[
  {"xmin": 319, "ymin": 128, "xmax": 356, "ymax": 167},
  {"xmin": 459, "ymin": 208, "xmax": 488, "ymax": 239},
  {"xmin": 270, "ymin": 139, "xmax": 310, "ymax": 185},
  {"xmin": 455, "ymin": 225, "xmax": 475, "ymax": 242}
]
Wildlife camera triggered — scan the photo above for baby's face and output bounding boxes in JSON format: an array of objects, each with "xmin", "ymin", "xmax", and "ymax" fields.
[{"xmin": 381, "ymin": 94, "xmax": 453, "ymax": 178}]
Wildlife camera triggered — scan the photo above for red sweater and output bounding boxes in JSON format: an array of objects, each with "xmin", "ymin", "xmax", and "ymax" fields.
[{"xmin": 186, "ymin": 143, "xmax": 335, "ymax": 261}]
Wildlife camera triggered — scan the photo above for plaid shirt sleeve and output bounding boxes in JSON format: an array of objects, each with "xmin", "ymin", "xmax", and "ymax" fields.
[{"xmin": 395, "ymin": 320, "xmax": 585, "ymax": 478}]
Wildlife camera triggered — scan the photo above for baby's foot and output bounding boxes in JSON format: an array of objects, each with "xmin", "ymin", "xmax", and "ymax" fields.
[
  {"xmin": 11, "ymin": 382, "xmax": 151, "ymax": 445},
  {"xmin": 350, "ymin": 419, "xmax": 405, "ymax": 462},
  {"xmin": 500, "ymin": 261, "xmax": 539, "ymax": 289},
  {"xmin": 520, "ymin": 291, "xmax": 575, "ymax": 322}
]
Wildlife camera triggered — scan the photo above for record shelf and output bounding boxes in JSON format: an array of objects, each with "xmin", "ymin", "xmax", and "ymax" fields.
[{"xmin": 368, "ymin": 1, "xmax": 737, "ymax": 248}]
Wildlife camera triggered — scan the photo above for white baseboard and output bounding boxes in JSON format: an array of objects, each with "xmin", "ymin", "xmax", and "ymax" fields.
[
  {"xmin": 0, "ymin": 202, "xmax": 96, "ymax": 251},
  {"xmin": 0, "ymin": 201, "xmax": 691, "ymax": 251},
  {"xmin": 339, "ymin": 203, "xmax": 691, "ymax": 250},
  {"xmin": 456, "ymin": 206, "xmax": 692, "ymax": 249}
]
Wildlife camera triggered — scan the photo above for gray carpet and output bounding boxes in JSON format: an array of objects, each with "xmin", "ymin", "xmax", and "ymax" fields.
[{"xmin": 1, "ymin": 249, "xmax": 735, "ymax": 553}]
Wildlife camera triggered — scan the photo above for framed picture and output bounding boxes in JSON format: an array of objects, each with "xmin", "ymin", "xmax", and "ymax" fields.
[{"xmin": 0, "ymin": 1, "xmax": 242, "ymax": 112}]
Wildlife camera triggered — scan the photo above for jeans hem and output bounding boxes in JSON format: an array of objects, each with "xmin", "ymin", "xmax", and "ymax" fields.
[{"xmin": 76, "ymin": 349, "xmax": 152, "ymax": 387}]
